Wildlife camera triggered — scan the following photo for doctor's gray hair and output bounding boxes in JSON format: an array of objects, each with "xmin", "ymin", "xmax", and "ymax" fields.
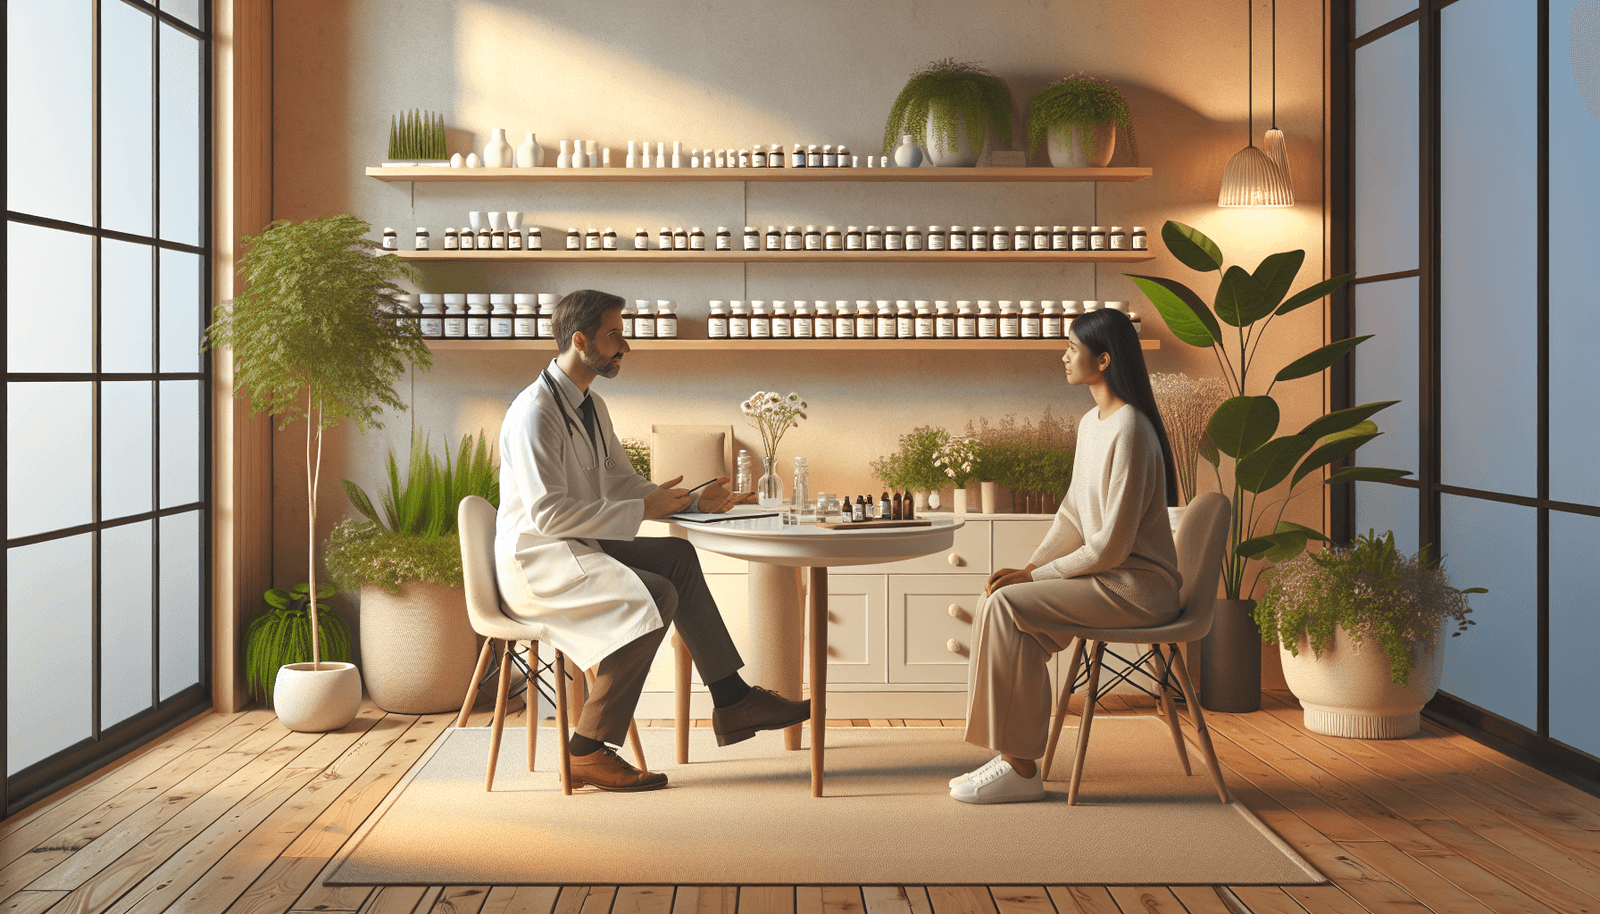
[{"xmin": 552, "ymin": 289, "xmax": 626, "ymax": 353}]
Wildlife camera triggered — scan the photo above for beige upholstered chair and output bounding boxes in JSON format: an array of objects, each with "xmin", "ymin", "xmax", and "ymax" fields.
[
  {"xmin": 649, "ymin": 423, "xmax": 733, "ymax": 486},
  {"xmin": 1039, "ymin": 491, "xmax": 1233, "ymax": 805},
  {"xmin": 455, "ymin": 495, "xmax": 648, "ymax": 793}
]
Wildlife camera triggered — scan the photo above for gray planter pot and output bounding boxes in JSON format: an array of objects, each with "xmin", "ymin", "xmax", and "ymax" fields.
[{"xmin": 1201, "ymin": 598, "xmax": 1262, "ymax": 712}]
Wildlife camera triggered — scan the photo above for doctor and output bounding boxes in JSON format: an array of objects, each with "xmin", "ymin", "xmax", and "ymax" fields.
[{"xmin": 495, "ymin": 289, "xmax": 811, "ymax": 792}]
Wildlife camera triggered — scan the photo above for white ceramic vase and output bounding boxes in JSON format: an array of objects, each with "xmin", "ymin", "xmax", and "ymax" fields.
[
  {"xmin": 979, "ymin": 480, "xmax": 999, "ymax": 515},
  {"xmin": 557, "ymin": 140, "xmax": 572, "ymax": 168},
  {"xmin": 515, "ymin": 132, "xmax": 543, "ymax": 167},
  {"xmin": 572, "ymin": 139, "xmax": 588, "ymax": 168},
  {"xmin": 483, "ymin": 127, "xmax": 513, "ymax": 168},
  {"xmin": 952, "ymin": 487, "xmax": 968, "ymax": 517},
  {"xmin": 892, "ymin": 134, "xmax": 922, "ymax": 168},
  {"xmin": 1280, "ymin": 622, "xmax": 1446, "ymax": 739},
  {"xmin": 1046, "ymin": 121, "xmax": 1116, "ymax": 167},
  {"xmin": 273, "ymin": 661, "xmax": 362, "ymax": 732},
  {"xmin": 924, "ymin": 102, "xmax": 981, "ymax": 167}
]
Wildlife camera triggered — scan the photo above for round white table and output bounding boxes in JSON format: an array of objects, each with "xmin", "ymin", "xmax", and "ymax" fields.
[{"xmin": 674, "ymin": 513, "xmax": 963, "ymax": 796}]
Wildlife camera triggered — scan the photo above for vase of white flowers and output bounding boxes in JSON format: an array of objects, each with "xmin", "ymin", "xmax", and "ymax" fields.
[
  {"xmin": 933, "ymin": 436, "xmax": 982, "ymax": 517},
  {"xmin": 740, "ymin": 390, "xmax": 808, "ymax": 508}
]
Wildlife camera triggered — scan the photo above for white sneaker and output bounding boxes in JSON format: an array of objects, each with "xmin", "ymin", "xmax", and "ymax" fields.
[
  {"xmin": 950, "ymin": 759, "xmax": 1046, "ymax": 805},
  {"xmin": 949, "ymin": 755, "xmax": 1006, "ymax": 788}
]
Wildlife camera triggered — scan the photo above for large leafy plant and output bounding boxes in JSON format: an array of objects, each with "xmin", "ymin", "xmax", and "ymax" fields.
[
  {"xmin": 207, "ymin": 214, "xmax": 429, "ymax": 667},
  {"xmin": 883, "ymin": 59, "xmax": 1014, "ymax": 158},
  {"xmin": 1128, "ymin": 220, "xmax": 1410, "ymax": 599},
  {"xmin": 245, "ymin": 583, "xmax": 351, "ymax": 705}
]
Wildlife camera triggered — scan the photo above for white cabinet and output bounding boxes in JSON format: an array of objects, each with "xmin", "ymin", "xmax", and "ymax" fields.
[
  {"xmin": 887, "ymin": 575, "xmax": 987, "ymax": 684},
  {"xmin": 820, "ymin": 574, "xmax": 887, "ymax": 684}
]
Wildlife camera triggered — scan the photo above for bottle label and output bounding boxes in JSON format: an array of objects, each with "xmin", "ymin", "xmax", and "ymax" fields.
[
  {"xmin": 1053, "ymin": 235, "xmax": 1069, "ymax": 250},
  {"xmin": 1111, "ymin": 235, "xmax": 1127, "ymax": 250},
  {"xmin": 744, "ymin": 235, "xmax": 760, "ymax": 251},
  {"xmin": 928, "ymin": 235, "xmax": 946, "ymax": 251},
  {"xmin": 514, "ymin": 317, "xmax": 539, "ymax": 337},
  {"xmin": 691, "ymin": 237, "xmax": 705, "ymax": 250},
  {"xmin": 655, "ymin": 318, "xmax": 677, "ymax": 338},
  {"xmin": 772, "ymin": 320, "xmax": 792, "ymax": 338},
  {"xmin": 708, "ymin": 317, "xmax": 729, "ymax": 338},
  {"xmin": 1043, "ymin": 317, "xmax": 1063, "ymax": 338},
  {"xmin": 836, "ymin": 319, "xmax": 855, "ymax": 338},
  {"xmin": 420, "ymin": 318, "xmax": 443, "ymax": 337},
  {"xmin": 856, "ymin": 317, "xmax": 876, "ymax": 337},
  {"xmin": 785, "ymin": 235, "xmax": 802, "ymax": 251},
  {"xmin": 752, "ymin": 151, "xmax": 766, "ymax": 167},
  {"xmin": 491, "ymin": 317, "xmax": 514, "ymax": 338},
  {"xmin": 958, "ymin": 318, "xmax": 977, "ymax": 338},
  {"xmin": 604, "ymin": 237, "xmax": 618, "ymax": 250},
  {"xmin": 674, "ymin": 236, "xmax": 688, "ymax": 250},
  {"xmin": 585, "ymin": 236, "xmax": 601, "ymax": 250},
  {"xmin": 971, "ymin": 235, "xmax": 987, "ymax": 251},
  {"xmin": 1021, "ymin": 317, "xmax": 1041, "ymax": 338},
  {"xmin": 815, "ymin": 318, "xmax": 834, "ymax": 338},
  {"xmin": 537, "ymin": 317, "xmax": 554, "ymax": 337},
  {"xmin": 991, "ymin": 234, "xmax": 1009, "ymax": 251},
  {"xmin": 871, "ymin": 234, "xmax": 888, "ymax": 251},
  {"xmin": 620, "ymin": 317, "xmax": 634, "ymax": 337},
  {"xmin": 567, "ymin": 236, "xmax": 580, "ymax": 250},
  {"xmin": 1013, "ymin": 235, "xmax": 1030, "ymax": 251},
  {"xmin": 847, "ymin": 235, "xmax": 864, "ymax": 250},
  {"xmin": 716, "ymin": 236, "xmax": 731, "ymax": 251},
  {"xmin": 461, "ymin": 235, "xmax": 475, "ymax": 250},
  {"xmin": 936, "ymin": 316, "xmax": 955, "ymax": 338},
  {"xmin": 805, "ymin": 235, "xmax": 821, "ymax": 251},
  {"xmin": 807, "ymin": 152, "xmax": 821, "ymax": 166},
  {"xmin": 1133, "ymin": 235, "xmax": 1148, "ymax": 250},
  {"xmin": 527, "ymin": 234, "xmax": 541, "ymax": 250},
  {"xmin": 444, "ymin": 236, "xmax": 459, "ymax": 250},
  {"xmin": 979, "ymin": 317, "xmax": 998, "ymax": 338},
  {"xmin": 825, "ymin": 235, "xmax": 842, "ymax": 251},
  {"xmin": 1033, "ymin": 234, "xmax": 1049, "ymax": 249},
  {"xmin": 897, "ymin": 317, "xmax": 914, "ymax": 337},
  {"xmin": 445, "ymin": 318, "xmax": 466, "ymax": 337},
  {"xmin": 1072, "ymin": 236, "xmax": 1088, "ymax": 251},
  {"xmin": 492, "ymin": 235, "xmax": 506, "ymax": 250},
  {"xmin": 751, "ymin": 319, "xmax": 771, "ymax": 338},
  {"xmin": 635, "ymin": 319, "xmax": 656, "ymax": 338},
  {"xmin": 794, "ymin": 318, "xmax": 814, "ymax": 338},
  {"xmin": 1000, "ymin": 317, "xmax": 1020, "ymax": 338},
  {"xmin": 916, "ymin": 317, "xmax": 935, "ymax": 338},
  {"xmin": 1091, "ymin": 236, "xmax": 1107, "ymax": 250},
  {"xmin": 877, "ymin": 317, "xmax": 896, "ymax": 338},
  {"xmin": 508, "ymin": 234, "xmax": 522, "ymax": 250},
  {"xmin": 949, "ymin": 234, "xmax": 968, "ymax": 251},
  {"xmin": 906, "ymin": 235, "xmax": 924, "ymax": 251},
  {"xmin": 731, "ymin": 319, "xmax": 750, "ymax": 338}
]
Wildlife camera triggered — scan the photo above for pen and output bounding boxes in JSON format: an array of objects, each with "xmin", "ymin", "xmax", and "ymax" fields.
[{"xmin": 684, "ymin": 478, "xmax": 719, "ymax": 496}]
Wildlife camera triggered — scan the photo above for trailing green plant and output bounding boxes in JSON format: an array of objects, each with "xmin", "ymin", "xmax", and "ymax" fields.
[
  {"xmin": 342, "ymin": 431, "xmax": 497, "ymax": 540},
  {"xmin": 245, "ymin": 583, "xmax": 351, "ymax": 706},
  {"xmin": 882, "ymin": 58, "xmax": 1015, "ymax": 158},
  {"xmin": 622, "ymin": 437, "xmax": 651, "ymax": 478},
  {"xmin": 323, "ymin": 518, "xmax": 466, "ymax": 594},
  {"xmin": 1026, "ymin": 73, "xmax": 1139, "ymax": 164},
  {"xmin": 388, "ymin": 109, "xmax": 446, "ymax": 160},
  {"xmin": 872, "ymin": 426, "xmax": 951, "ymax": 493},
  {"xmin": 1255, "ymin": 530, "xmax": 1483, "ymax": 686},
  {"xmin": 206, "ymin": 214, "xmax": 429, "ymax": 667},
  {"xmin": 1128, "ymin": 220, "xmax": 1408, "ymax": 600}
]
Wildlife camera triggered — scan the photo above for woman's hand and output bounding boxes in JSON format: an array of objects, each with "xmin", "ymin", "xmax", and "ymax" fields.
[{"xmin": 985, "ymin": 564, "xmax": 1036, "ymax": 595}]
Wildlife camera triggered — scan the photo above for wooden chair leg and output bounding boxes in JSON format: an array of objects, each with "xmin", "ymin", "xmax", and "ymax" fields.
[
  {"xmin": 457, "ymin": 639, "xmax": 495, "ymax": 728},
  {"xmin": 1148, "ymin": 644, "xmax": 1192, "ymax": 775},
  {"xmin": 526, "ymin": 641, "xmax": 538, "ymax": 772},
  {"xmin": 486, "ymin": 640, "xmax": 514, "ymax": 792},
  {"xmin": 627, "ymin": 720, "xmax": 648, "ymax": 772},
  {"xmin": 1168, "ymin": 642, "xmax": 1228, "ymax": 802},
  {"xmin": 674, "ymin": 633, "xmax": 691, "ymax": 765},
  {"xmin": 1041, "ymin": 637, "xmax": 1085, "ymax": 781},
  {"xmin": 554, "ymin": 649, "xmax": 573, "ymax": 796},
  {"xmin": 1068, "ymin": 641, "xmax": 1107, "ymax": 806}
]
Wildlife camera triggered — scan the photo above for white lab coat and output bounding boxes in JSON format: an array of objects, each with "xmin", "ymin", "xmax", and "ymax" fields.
[{"xmin": 494, "ymin": 361, "xmax": 665, "ymax": 671}]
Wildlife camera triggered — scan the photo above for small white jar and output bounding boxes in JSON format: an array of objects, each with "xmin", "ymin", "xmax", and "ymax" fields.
[{"xmin": 489, "ymin": 293, "xmax": 514, "ymax": 339}]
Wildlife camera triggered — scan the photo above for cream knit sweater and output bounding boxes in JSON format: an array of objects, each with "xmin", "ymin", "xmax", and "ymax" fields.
[{"xmin": 1029, "ymin": 404, "xmax": 1183, "ymax": 606}]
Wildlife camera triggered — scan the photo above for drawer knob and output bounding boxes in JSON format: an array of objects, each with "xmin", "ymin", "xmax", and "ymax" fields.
[
  {"xmin": 947, "ymin": 553, "xmax": 964, "ymax": 567},
  {"xmin": 947, "ymin": 639, "xmax": 968, "ymax": 656},
  {"xmin": 947, "ymin": 604, "xmax": 970, "ymax": 623}
]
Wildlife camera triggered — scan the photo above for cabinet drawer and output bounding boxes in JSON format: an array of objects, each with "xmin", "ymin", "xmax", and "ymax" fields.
[
  {"xmin": 833, "ymin": 521, "xmax": 990, "ymax": 576},
  {"xmin": 819, "ymin": 574, "xmax": 887, "ymax": 684},
  {"xmin": 888, "ymin": 574, "xmax": 987, "ymax": 684},
  {"xmin": 991, "ymin": 519, "xmax": 1055, "ymax": 570}
]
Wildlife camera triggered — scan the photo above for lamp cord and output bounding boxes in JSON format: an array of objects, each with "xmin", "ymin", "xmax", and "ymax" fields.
[
  {"xmin": 1271, "ymin": 0, "xmax": 1278, "ymax": 128},
  {"xmin": 1247, "ymin": 0, "xmax": 1254, "ymax": 146}
]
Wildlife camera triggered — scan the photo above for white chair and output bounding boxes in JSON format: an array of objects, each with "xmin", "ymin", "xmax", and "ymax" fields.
[
  {"xmin": 455, "ymin": 495, "xmax": 648, "ymax": 793},
  {"xmin": 1040, "ymin": 491, "xmax": 1233, "ymax": 805}
]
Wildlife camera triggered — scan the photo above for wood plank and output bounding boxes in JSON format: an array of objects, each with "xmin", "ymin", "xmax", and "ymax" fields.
[
  {"xmin": 902, "ymin": 888, "xmax": 934, "ymax": 914},
  {"xmin": 1165, "ymin": 886, "xmax": 1237, "ymax": 914},
  {"xmin": 1043, "ymin": 887, "xmax": 1119, "ymax": 914},
  {"xmin": 0, "ymin": 893, "xmax": 67, "ymax": 914},
  {"xmin": 357, "ymin": 886, "xmax": 431, "ymax": 913},
  {"xmin": 551, "ymin": 887, "xmax": 595, "ymax": 914},
  {"xmin": 820, "ymin": 887, "xmax": 863, "ymax": 914},
  {"xmin": 925, "ymin": 887, "xmax": 995, "ymax": 914},
  {"xmin": 479, "ymin": 887, "xmax": 559, "ymax": 914},
  {"xmin": 1279, "ymin": 884, "xmax": 1382, "ymax": 914},
  {"xmin": 858, "ymin": 887, "xmax": 912, "ymax": 914},
  {"xmin": 904, "ymin": 720, "xmax": 942, "ymax": 728},
  {"xmin": 286, "ymin": 855, "xmax": 373, "ymax": 913},
  {"xmin": 1330, "ymin": 838, "xmax": 1498, "ymax": 914},
  {"xmin": 613, "ymin": 887, "xmax": 674, "ymax": 914},
  {"xmin": 1418, "ymin": 720, "xmax": 1600, "ymax": 816},
  {"xmin": 693, "ymin": 888, "xmax": 737, "ymax": 914},
  {"xmin": 431, "ymin": 887, "xmax": 490, "ymax": 914},
  {"xmin": 224, "ymin": 856, "xmax": 328, "ymax": 914},
  {"xmin": 737, "ymin": 887, "xmax": 793, "ymax": 914},
  {"xmin": 986, "ymin": 887, "xmax": 1051, "ymax": 914},
  {"xmin": 794, "ymin": 887, "xmax": 821, "ymax": 914},
  {"xmin": 1229, "ymin": 886, "xmax": 1316, "ymax": 914},
  {"xmin": 1104, "ymin": 887, "xmax": 1185, "ymax": 913},
  {"xmin": 1202, "ymin": 719, "xmax": 1383, "ymax": 844}
]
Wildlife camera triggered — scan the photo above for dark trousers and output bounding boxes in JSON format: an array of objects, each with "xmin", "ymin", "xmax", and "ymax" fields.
[{"xmin": 575, "ymin": 536, "xmax": 744, "ymax": 744}]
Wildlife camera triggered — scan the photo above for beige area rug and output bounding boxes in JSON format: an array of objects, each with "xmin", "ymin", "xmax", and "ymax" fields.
[{"xmin": 326, "ymin": 719, "xmax": 1323, "ymax": 886}]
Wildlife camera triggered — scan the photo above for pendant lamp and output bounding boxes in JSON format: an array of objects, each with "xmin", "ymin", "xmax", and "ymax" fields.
[
  {"xmin": 1219, "ymin": 0, "xmax": 1293, "ymax": 207},
  {"xmin": 1260, "ymin": 0, "xmax": 1294, "ymax": 198}
]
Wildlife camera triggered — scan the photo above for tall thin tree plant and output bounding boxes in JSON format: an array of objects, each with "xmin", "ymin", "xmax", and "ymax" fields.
[{"xmin": 208, "ymin": 215, "xmax": 430, "ymax": 667}]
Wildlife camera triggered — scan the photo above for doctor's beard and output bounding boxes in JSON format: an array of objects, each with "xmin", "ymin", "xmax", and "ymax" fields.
[{"xmin": 583, "ymin": 347, "xmax": 623, "ymax": 379}]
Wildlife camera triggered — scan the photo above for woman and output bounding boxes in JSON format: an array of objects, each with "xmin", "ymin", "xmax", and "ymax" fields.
[{"xmin": 951, "ymin": 307, "xmax": 1182, "ymax": 804}]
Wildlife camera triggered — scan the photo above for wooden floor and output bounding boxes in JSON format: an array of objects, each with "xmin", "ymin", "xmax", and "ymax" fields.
[{"xmin": 2, "ymin": 689, "xmax": 1598, "ymax": 914}]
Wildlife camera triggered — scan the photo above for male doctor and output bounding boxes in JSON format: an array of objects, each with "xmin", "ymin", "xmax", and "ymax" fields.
[{"xmin": 495, "ymin": 289, "xmax": 810, "ymax": 792}]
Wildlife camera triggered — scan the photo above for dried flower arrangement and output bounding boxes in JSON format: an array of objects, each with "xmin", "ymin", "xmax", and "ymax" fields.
[{"xmin": 1149, "ymin": 372, "xmax": 1230, "ymax": 505}]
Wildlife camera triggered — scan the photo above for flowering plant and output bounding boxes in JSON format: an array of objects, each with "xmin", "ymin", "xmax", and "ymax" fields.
[
  {"xmin": 933, "ymin": 436, "xmax": 983, "ymax": 488},
  {"xmin": 740, "ymin": 390, "xmax": 807, "ymax": 461}
]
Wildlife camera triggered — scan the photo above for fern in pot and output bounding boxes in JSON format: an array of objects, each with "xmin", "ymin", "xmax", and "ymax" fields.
[
  {"xmin": 244, "ymin": 583, "xmax": 351, "ymax": 708},
  {"xmin": 883, "ymin": 58, "xmax": 1014, "ymax": 167},
  {"xmin": 1255, "ymin": 530, "xmax": 1483, "ymax": 739},
  {"xmin": 1026, "ymin": 73, "xmax": 1139, "ymax": 168}
]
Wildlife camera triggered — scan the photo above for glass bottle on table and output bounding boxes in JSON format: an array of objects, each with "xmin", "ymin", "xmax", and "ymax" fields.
[
  {"xmin": 792, "ymin": 456, "xmax": 810, "ymax": 515},
  {"xmin": 735, "ymin": 449, "xmax": 752, "ymax": 495}
]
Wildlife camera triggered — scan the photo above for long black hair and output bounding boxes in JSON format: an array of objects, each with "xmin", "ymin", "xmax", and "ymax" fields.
[{"xmin": 1071, "ymin": 308, "xmax": 1180, "ymax": 507}]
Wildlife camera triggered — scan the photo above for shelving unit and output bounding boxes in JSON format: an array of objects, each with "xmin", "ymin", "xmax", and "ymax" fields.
[
  {"xmin": 367, "ymin": 165, "xmax": 1153, "ymax": 184},
  {"xmin": 394, "ymin": 249, "xmax": 1156, "ymax": 264},
  {"xmin": 425, "ymin": 338, "xmax": 1159, "ymax": 352}
]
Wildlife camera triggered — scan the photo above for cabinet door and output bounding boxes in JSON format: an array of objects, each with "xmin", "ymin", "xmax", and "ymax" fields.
[
  {"xmin": 887, "ymin": 574, "xmax": 988, "ymax": 684},
  {"xmin": 833, "ymin": 521, "xmax": 991, "ymax": 576},
  {"xmin": 817, "ymin": 574, "xmax": 887, "ymax": 684},
  {"xmin": 991, "ymin": 519, "xmax": 1055, "ymax": 569}
]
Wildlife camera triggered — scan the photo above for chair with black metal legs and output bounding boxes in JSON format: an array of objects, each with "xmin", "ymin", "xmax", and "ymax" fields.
[{"xmin": 1040, "ymin": 491, "xmax": 1233, "ymax": 805}]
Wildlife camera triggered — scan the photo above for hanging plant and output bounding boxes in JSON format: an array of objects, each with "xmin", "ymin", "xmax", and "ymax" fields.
[
  {"xmin": 882, "ymin": 59, "xmax": 1015, "ymax": 158},
  {"xmin": 1025, "ymin": 73, "xmax": 1139, "ymax": 165}
]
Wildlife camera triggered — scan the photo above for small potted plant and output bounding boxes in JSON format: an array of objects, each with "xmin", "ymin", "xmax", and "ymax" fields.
[
  {"xmin": 326, "ymin": 432, "xmax": 498, "ymax": 714},
  {"xmin": 206, "ymin": 214, "xmax": 430, "ymax": 732},
  {"xmin": 883, "ymin": 58, "xmax": 1015, "ymax": 167},
  {"xmin": 871, "ymin": 426, "xmax": 951, "ymax": 512},
  {"xmin": 933, "ymin": 436, "xmax": 983, "ymax": 515},
  {"xmin": 1254, "ymin": 530, "xmax": 1483, "ymax": 739},
  {"xmin": 1026, "ymin": 73, "xmax": 1139, "ymax": 168},
  {"xmin": 244, "ymin": 583, "xmax": 353, "ymax": 715}
]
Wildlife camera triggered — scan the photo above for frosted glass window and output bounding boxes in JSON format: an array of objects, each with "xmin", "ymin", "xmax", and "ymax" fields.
[
  {"xmin": 1439, "ymin": 3, "xmax": 1537, "ymax": 498},
  {"xmin": 159, "ymin": 380, "xmax": 200, "ymax": 508},
  {"xmin": 1550, "ymin": 510, "xmax": 1600, "ymax": 758},
  {"xmin": 1352, "ymin": 278, "xmax": 1418, "ymax": 474},
  {"xmin": 161, "ymin": 0, "xmax": 203, "ymax": 29},
  {"xmin": 101, "ymin": 521, "xmax": 154, "ymax": 728},
  {"xmin": 7, "ymin": 383, "xmax": 92, "ymax": 540},
  {"xmin": 1352, "ymin": 481, "xmax": 1418, "ymax": 557},
  {"xmin": 1550, "ymin": 0, "xmax": 1600, "ymax": 509},
  {"xmin": 1356, "ymin": 0, "xmax": 1417, "ymax": 38},
  {"xmin": 158, "ymin": 511, "xmax": 201, "ymax": 700},
  {"xmin": 102, "ymin": 239, "xmax": 155, "ymax": 374},
  {"xmin": 1437, "ymin": 495, "xmax": 1536, "ymax": 730},
  {"xmin": 8, "ymin": 535, "xmax": 93, "ymax": 775},
  {"xmin": 1355, "ymin": 24, "xmax": 1419, "ymax": 277},
  {"xmin": 159, "ymin": 249, "xmax": 202, "ymax": 372},
  {"xmin": 102, "ymin": 381, "xmax": 154, "ymax": 520},
  {"xmin": 100, "ymin": 0, "xmax": 154, "ymax": 237},
  {"xmin": 158, "ymin": 25, "xmax": 201, "ymax": 246},
  {"xmin": 6, "ymin": 0, "xmax": 92, "ymax": 225},
  {"xmin": 7, "ymin": 224, "xmax": 92, "ymax": 374}
]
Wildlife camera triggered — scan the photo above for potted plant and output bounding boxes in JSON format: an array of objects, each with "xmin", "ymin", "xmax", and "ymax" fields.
[
  {"xmin": 244, "ymin": 583, "xmax": 354, "ymax": 719},
  {"xmin": 1128, "ymin": 220, "xmax": 1409, "ymax": 712},
  {"xmin": 933, "ymin": 436, "xmax": 983, "ymax": 515},
  {"xmin": 1026, "ymin": 73, "xmax": 1140, "ymax": 168},
  {"xmin": 622, "ymin": 437, "xmax": 652, "ymax": 478},
  {"xmin": 883, "ymin": 58, "xmax": 1015, "ymax": 167},
  {"xmin": 326, "ymin": 432, "xmax": 498, "ymax": 713},
  {"xmin": 871, "ymin": 426, "xmax": 951, "ymax": 511},
  {"xmin": 207, "ymin": 214, "xmax": 430, "ymax": 732},
  {"xmin": 1255, "ymin": 530, "xmax": 1483, "ymax": 738}
]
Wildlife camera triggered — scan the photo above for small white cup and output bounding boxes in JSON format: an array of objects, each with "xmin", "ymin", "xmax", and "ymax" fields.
[{"xmin": 468, "ymin": 211, "xmax": 483, "ymax": 231}]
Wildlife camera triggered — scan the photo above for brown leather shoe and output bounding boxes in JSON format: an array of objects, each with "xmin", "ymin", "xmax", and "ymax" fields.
[
  {"xmin": 712, "ymin": 686, "xmax": 811, "ymax": 747},
  {"xmin": 569, "ymin": 747, "xmax": 668, "ymax": 792}
]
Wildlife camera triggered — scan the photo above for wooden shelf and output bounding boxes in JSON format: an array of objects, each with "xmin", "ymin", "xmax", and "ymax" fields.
[
  {"xmin": 367, "ymin": 165, "xmax": 1153, "ymax": 184},
  {"xmin": 425, "ymin": 338, "xmax": 1159, "ymax": 352},
  {"xmin": 395, "ymin": 249, "xmax": 1156, "ymax": 264}
]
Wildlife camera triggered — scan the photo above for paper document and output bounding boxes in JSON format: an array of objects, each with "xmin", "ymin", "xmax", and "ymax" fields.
[{"xmin": 667, "ymin": 509, "xmax": 780, "ymax": 524}]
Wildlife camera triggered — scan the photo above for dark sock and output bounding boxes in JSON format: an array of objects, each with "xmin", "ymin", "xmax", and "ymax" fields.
[
  {"xmin": 568, "ymin": 733, "xmax": 606, "ymax": 757},
  {"xmin": 708, "ymin": 672, "xmax": 752, "ymax": 709}
]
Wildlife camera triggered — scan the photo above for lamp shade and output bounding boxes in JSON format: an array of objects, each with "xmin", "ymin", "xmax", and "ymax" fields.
[
  {"xmin": 1261, "ymin": 127, "xmax": 1294, "ymax": 192},
  {"xmin": 1218, "ymin": 144, "xmax": 1294, "ymax": 207}
]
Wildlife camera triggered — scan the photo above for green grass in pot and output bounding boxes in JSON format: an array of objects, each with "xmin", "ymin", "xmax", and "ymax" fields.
[
  {"xmin": 1026, "ymin": 73, "xmax": 1139, "ymax": 165},
  {"xmin": 883, "ymin": 58, "xmax": 1015, "ymax": 158},
  {"xmin": 245, "ymin": 583, "xmax": 352, "ymax": 706}
]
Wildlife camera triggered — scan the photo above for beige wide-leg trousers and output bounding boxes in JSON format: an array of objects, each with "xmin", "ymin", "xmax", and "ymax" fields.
[{"xmin": 964, "ymin": 576, "xmax": 1175, "ymax": 760}]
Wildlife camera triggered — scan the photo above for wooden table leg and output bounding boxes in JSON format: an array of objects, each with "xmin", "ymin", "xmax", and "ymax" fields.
[
  {"xmin": 808, "ymin": 566, "xmax": 828, "ymax": 797},
  {"xmin": 674, "ymin": 633, "xmax": 690, "ymax": 765},
  {"xmin": 747, "ymin": 563, "xmax": 804, "ymax": 751}
]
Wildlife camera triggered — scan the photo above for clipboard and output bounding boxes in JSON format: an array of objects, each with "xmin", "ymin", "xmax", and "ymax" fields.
[{"xmin": 667, "ymin": 510, "xmax": 780, "ymax": 524}]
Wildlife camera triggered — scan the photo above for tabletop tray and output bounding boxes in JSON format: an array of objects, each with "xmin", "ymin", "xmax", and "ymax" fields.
[{"xmin": 811, "ymin": 519, "xmax": 934, "ymax": 530}]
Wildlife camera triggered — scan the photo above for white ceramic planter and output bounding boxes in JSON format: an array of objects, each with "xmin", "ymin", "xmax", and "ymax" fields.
[
  {"xmin": 273, "ymin": 662, "xmax": 362, "ymax": 732},
  {"xmin": 1280, "ymin": 623, "xmax": 1444, "ymax": 739},
  {"xmin": 924, "ymin": 103, "xmax": 981, "ymax": 167},
  {"xmin": 979, "ymin": 480, "xmax": 999, "ymax": 515},
  {"xmin": 360, "ymin": 582, "xmax": 481, "ymax": 714},
  {"xmin": 1046, "ymin": 121, "xmax": 1116, "ymax": 167}
]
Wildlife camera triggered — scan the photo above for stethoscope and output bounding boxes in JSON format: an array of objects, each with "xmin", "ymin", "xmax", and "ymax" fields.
[{"xmin": 541, "ymin": 369, "xmax": 616, "ymax": 471}]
